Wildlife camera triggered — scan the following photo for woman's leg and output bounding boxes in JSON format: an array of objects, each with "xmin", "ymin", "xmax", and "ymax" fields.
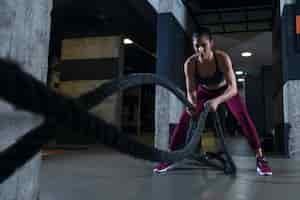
[
  {"xmin": 169, "ymin": 110, "xmax": 192, "ymax": 151},
  {"xmin": 169, "ymin": 92, "xmax": 208, "ymax": 151},
  {"xmin": 153, "ymin": 87, "xmax": 209, "ymax": 172},
  {"xmin": 225, "ymin": 93, "xmax": 272, "ymax": 176},
  {"xmin": 225, "ymin": 93, "xmax": 261, "ymax": 153}
]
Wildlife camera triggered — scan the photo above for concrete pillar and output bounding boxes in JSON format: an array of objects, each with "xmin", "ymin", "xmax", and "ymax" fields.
[
  {"xmin": 148, "ymin": 0, "xmax": 195, "ymax": 33},
  {"xmin": 275, "ymin": 0, "xmax": 300, "ymax": 157},
  {"xmin": 0, "ymin": 0, "xmax": 52, "ymax": 199},
  {"xmin": 155, "ymin": 12, "xmax": 191, "ymax": 150},
  {"xmin": 148, "ymin": 0, "xmax": 196, "ymax": 150}
]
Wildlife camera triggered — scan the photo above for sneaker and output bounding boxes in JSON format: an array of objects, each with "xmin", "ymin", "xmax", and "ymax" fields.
[
  {"xmin": 153, "ymin": 162, "xmax": 178, "ymax": 173},
  {"xmin": 256, "ymin": 156, "xmax": 272, "ymax": 176}
]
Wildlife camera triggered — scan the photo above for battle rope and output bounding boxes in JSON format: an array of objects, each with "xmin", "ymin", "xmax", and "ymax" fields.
[{"xmin": 0, "ymin": 59, "xmax": 209, "ymax": 183}]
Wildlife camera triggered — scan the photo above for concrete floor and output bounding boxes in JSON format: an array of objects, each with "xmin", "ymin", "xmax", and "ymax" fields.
[{"xmin": 40, "ymin": 146, "xmax": 300, "ymax": 200}]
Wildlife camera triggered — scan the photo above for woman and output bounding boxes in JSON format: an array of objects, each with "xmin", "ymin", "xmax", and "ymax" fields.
[{"xmin": 153, "ymin": 27, "xmax": 272, "ymax": 176}]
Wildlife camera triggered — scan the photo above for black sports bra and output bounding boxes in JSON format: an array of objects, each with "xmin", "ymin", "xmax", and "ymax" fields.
[{"xmin": 195, "ymin": 51, "xmax": 224, "ymax": 85}]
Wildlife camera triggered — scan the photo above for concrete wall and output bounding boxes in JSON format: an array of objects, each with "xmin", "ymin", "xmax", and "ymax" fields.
[
  {"xmin": 246, "ymin": 74, "xmax": 265, "ymax": 136},
  {"xmin": 59, "ymin": 80, "xmax": 119, "ymax": 124},
  {"xmin": 61, "ymin": 37, "xmax": 120, "ymax": 60},
  {"xmin": 246, "ymin": 66, "xmax": 275, "ymax": 140},
  {"xmin": 0, "ymin": 0, "xmax": 51, "ymax": 199},
  {"xmin": 262, "ymin": 66, "xmax": 275, "ymax": 136},
  {"xmin": 55, "ymin": 36, "xmax": 123, "ymax": 144}
]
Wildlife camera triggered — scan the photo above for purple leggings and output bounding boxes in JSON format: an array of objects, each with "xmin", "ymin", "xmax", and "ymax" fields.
[{"xmin": 169, "ymin": 85, "xmax": 261, "ymax": 151}]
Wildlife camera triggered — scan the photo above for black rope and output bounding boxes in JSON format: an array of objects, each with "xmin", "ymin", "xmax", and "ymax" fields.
[
  {"xmin": 78, "ymin": 73, "xmax": 193, "ymax": 110},
  {"xmin": 213, "ymin": 112, "xmax": 237, "ymax": 174},
  {"xmin": 0, "ymin": 59, "xmax": 209, "ymax": 183}
]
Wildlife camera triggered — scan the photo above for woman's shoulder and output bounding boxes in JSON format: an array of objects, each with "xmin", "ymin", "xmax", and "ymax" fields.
[
  {"xmin": 214, "ymin": 50, "xmax": 233, "ymax": 70},
  {"xmin": 185, "ymin": 54, "xmax": 197, "ymax": 65},
  {"xmin": 215, "ymin": 49, "xmax": 227, "ymax": 56}
]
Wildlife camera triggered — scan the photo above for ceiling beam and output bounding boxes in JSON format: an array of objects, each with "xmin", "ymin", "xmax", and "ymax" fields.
[
  {"xmin": 245, "ymin": 7, "xmax": 249, "ymax": 31},
  {"xmin": 125, "ymin": 0, "xmax": 156, "ymax": 29},
  {"xmin": 212, "ymin": 28, "xmax": 271, "ymax": 34},
  {"xmin": 199, "ymin": 18, "xmax": 272, "ymax": 26},
  {"xmin": 216, "ymin": 9, "xmax": 226, "ymax": 33},
  {"xmin": 193, "ymin": 5, "xmax": 272, "ymax": 16}
]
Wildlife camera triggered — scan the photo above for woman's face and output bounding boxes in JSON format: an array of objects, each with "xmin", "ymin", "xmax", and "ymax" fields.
[{"xmin": 193, "ymin": 35, "xmax": 213, "ymax": 59}]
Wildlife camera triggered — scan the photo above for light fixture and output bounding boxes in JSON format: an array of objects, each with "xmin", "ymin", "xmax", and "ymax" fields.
[
  {"xmin": 123, "ymin": 38, "xmax": 133, "ymax": 45},
  {"xmin": 241, "ymin": 52, "xmax": 252, "ymax": 57},
  {"xmin": 237, "ymin": 78, "xmax": 245, "ymax": 82},
  {"xmin": 235, "ymin": 71, "xmax": 244, "ymax": 75}
]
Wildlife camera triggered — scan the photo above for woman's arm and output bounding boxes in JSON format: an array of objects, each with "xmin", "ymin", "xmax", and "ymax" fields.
[
  {"xmin": 213, "ymin": 51, "xmax": 238, "ymax": 104},
  {"xmin": 184, "ymin": 57, "xmax": 197, "ymax": 108}
]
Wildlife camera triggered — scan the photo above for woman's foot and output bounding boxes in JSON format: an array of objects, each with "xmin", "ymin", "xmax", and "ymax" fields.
[
  {"xmin": 153, "ymin": 162, "xmax": 178, "ymax": 173},
  {"xmin": 256, "ymin": 156, "xmax": 272, "ymax": 176}
]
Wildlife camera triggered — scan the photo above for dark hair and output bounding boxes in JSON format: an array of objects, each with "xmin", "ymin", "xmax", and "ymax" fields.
[{"xmin": 192, "ymin": 27, "xmax": 212, "ymax": 40}]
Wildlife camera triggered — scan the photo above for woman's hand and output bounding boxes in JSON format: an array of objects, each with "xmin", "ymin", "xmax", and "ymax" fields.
[{"xmin": 186, "ymin": 92, "xmax": 197, "ymax": 116}]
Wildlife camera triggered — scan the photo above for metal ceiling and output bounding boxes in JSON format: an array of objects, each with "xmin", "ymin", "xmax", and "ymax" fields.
[{"xmin": 182, "ymin": 0, "xmax": 273, "ymax": 34}]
